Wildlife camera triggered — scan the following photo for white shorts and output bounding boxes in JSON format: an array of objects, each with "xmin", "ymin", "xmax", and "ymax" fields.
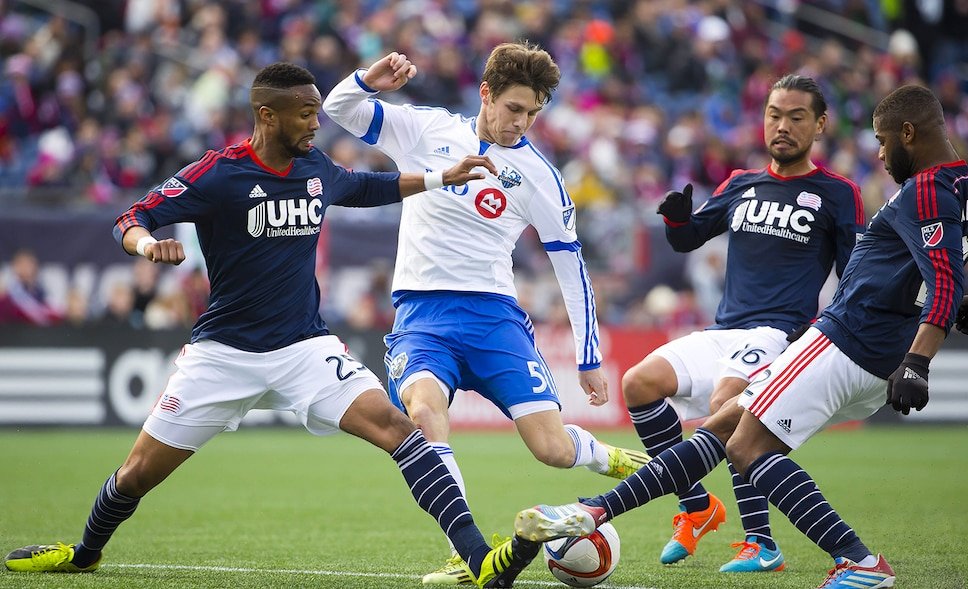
[
  {"xmin": 652, "ymin": 326, "xmax": 789, "ymax": 420},
  {"xmin": 737, "ymin": 328, "xmax": 887, "ymax": 449},
  {"xmin": 143, "ymin": 336, "xmax": 385, "ymax": 451}
]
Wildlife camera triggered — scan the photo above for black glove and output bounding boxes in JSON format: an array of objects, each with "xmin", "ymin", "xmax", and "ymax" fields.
[
  {"xmin": 885, "ymin": 353, "xmax": 930, "ymax": 415},
  {"xmin": 786, "ymin": 323, "xmax": 811, "ymax": 343},
  {"xmin": 657, "ymin": 183, "xmax": 694, "ymax": 223},
  {"xmin": 956, "ymin": 295, "xmax": 968, "ymax": 335}
]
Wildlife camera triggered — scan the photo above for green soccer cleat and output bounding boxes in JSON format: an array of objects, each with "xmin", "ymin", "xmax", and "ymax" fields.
[
  {"xmin": 4, "ymin": 543, "xmax": 101, "ymax": 573},
  {"xmin": 601, "ymin": 443, "xmax": 651, "ymax": 479},
  {"xmin": 422, "ymin": 553, "xmax": 474, "ymax": 585},
  {"xmin": 476, "ymin": 535, "xmax": 540, "ymax": 588}
]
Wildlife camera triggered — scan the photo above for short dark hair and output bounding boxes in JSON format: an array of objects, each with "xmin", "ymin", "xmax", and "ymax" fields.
[
  {"xmin": 872, "ymin": 84, "xmax": 944, "ymax": 132},
  {"xmin": 482, "ymin": 42, "xmax": 560, "ymax": 105},
  {"xmin": 768, "ymin": 74, "xmax": 827, "ymax": 119},
  {"xmin": 252, "ymin": 63, "xmax": 316, "ymax": 90}
]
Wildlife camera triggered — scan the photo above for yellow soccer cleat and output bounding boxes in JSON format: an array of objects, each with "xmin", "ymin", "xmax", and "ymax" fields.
[
  {"xmin": 601, "ymin": 443, "xmax": 651, "ymax": 479},
  {"xmin": 422, "ymin": 553, "xmax": 474, "ymax": 585},
  {"xmin": 476, "ymin": 535, "xmax": 540, "ymax": 588},
  {"xmin": 4, "ymin": 542, "xmax": 101, "ymax": 573}
]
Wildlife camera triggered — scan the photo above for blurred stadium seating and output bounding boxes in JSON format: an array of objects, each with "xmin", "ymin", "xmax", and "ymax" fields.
[{"xmin": 1, "ymin": 1, "xmax": 966, "ymax": 425}]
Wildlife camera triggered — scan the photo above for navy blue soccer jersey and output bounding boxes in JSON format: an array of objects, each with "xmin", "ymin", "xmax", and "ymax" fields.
[
  {"xmin": 816, "ymin": 160, "xmax": 968, "ymax": 378},
  {"xmin": 666, "ymin": 166, "xmax": 865, "ymax": 333},
  {"xmin": 114, "ymin": 140, "xmax": 402, "ymax": 352}
]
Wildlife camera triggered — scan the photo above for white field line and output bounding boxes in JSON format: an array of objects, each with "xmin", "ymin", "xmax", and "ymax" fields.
[{"xmin": 111, "ymin": 563, "xmax": 659, "ymax": 589}]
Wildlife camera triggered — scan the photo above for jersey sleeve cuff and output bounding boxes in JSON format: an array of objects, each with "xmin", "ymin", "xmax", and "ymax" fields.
[
  {"xmin": 353, "ymin": 70, "xmax": 379, "ymax": 94},
  {"xmin": 662, "ymin": 217, "xmax": 689, "ymax": 228},
  {"xmin": 578, "ymin": 362, "xmax": 601, "ymax": 371}
]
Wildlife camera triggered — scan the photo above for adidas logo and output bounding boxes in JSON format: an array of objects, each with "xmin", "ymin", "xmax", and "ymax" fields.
[
  {"xmin": 433, "ymin": 146, "xmax": 450, "ymax": 156},
  {"xmin": 776, "ymin": 418, "xmax": 792, "ymax": 433},
  {"xmin": 249, "ymin": 184, "xmax": 267, "ymax": 198},
  {"xmin": 652, "ymin": 462, "xmax": 664, "ymax": 477},
  {"xmin": 902, "ymin": 367, "xmax": 920, "ymax": 380},
  {"xmin": 741, "ymin": 187, "xmax": 756, "ymax": 199}
]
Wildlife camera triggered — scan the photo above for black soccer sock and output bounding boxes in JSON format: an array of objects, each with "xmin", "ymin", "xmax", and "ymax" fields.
[
  {"xmin": 585, "ymin": 428, "xmax": 725, "ymax": 520},
  {"xmin": 747, "ymin": 453, "xmax": 870, "ymax": 562},
  {"xmin": 728, "ymin": 461, "xmax": 776, "ymax": 550},
  {"xmin": 391, "ymin": 430, "xmax": 489, "ymax": 576},
  {"xmin": 73, "ymin": 471, "xmax": 140, "ymax": 567},
  {"xmin": 629, "ymin": 400, "xmax": 710, "ymax": 512}
]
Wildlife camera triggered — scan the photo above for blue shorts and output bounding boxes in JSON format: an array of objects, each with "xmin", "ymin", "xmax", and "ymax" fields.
[{"xmin": 383, "ymin": 291, "xmax": 561, "ymax": 419}]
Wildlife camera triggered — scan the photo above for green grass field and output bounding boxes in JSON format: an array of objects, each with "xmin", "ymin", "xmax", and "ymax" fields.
[{"xmin": 1, "ymin": 426, "xmax": 966, "ymax": 589}]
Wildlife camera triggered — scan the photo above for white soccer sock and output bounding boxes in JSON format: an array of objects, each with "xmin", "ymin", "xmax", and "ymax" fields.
[
  {"xmin": 431, "ymin": 442, "xmax": 467, "ymax": 556},
  {"xmin": 564, "ymin": 424, "xmax": 611, "ymax": 473}
]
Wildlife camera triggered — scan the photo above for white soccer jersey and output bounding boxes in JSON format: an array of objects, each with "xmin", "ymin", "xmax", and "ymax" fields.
[{"xmin": 324, "ymin": 71, "xmax": 602, "ymax": 367}]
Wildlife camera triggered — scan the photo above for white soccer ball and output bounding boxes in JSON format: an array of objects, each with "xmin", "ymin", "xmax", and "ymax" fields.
[{"xmin": 542, "ymin": 523, "xmax": 620, "ymax": 588}]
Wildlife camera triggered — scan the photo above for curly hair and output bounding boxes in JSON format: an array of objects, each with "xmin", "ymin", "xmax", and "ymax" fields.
[
  {"xmin": 252, "ymin": 62, "xmax": 316, "ymax": 90},
  {"xmin": 872, "ymin": 85, "xmax": 944, "ymax": 132}
]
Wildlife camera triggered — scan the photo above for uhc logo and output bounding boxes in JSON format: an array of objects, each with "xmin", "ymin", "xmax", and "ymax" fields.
[
  {"xmin": 730, "ymin": 199, "xmax": 816, "ymax": 244},
  {"xmin": 247, "ymin": 198, "xmax": 323, "ymax": 238}
]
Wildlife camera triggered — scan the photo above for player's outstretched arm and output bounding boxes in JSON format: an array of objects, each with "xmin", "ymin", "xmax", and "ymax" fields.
[
  {"xmin": 579, "ymin": 367, "xmax": 609, "ymax": 406},
  {"xmin": 121, "ymin": 226, "xmax": 185, "ymax": 265},
  {"xmin": 398, "ymin": 155, "xmax": 497, "ymax": 198},
  {"xmin": 360, "ymin": 52, "xmax": 417, "ymax": 93}
]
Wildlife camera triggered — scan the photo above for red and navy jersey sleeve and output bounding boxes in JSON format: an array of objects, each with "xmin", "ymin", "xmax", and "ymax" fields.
[
  {"xmin": 319, "ymin": 151, "xmax": 402, "ymax": 208},
  {"xmin": 112, "ymin": 154, "xmax": 218, "ymax": 248},
  {"xmin": 826, "ymin": 170, "xmax": 866, "ymax": 277},
  {"xmin": 896, "ymin": 166, "xmax": 965, "ymax": 330}
]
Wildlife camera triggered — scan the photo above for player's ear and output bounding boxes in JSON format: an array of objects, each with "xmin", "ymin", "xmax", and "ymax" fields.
[
  {"xmin": 480, "ymin": 82, "xmax": 491, "ymax": 105},
  {"xmin": 258, "ymin": 105, "xmax": 276, "ymax": 126},
  {"xmin": 815, "ymin": 113, "xmax": 827, "ymax": 140}
]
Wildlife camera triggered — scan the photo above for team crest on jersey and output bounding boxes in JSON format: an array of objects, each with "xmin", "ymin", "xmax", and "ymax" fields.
[
  {"xmin": 388, "ymin": 352, "xmax": 408, "ymax": 380},
  {"xmin": 562, "ymin": 205, "xmax": 576, "ymax": 231},
  {"xmin": 498, "ymin": 166, "xmax": 522, "ymax": 189},
  {"xmin": 921, "ymin": 222, "xmax": 943, "ymax": 247},
  {"xmin": 796, "ymin": 191, "xmax": 822, "ymax": 211},
  {"xmin": 307, "ymin": 177, "xmax": 323, "ymax": 197},
  {"xmin": 160, "ymin": 177, "xmax": 187, "ymax": 197}
]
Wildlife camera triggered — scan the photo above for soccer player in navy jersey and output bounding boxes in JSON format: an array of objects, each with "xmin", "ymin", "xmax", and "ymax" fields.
[
  {"xmin": 324, "ymin": 45, "xmax": 649, "ymax": 585},
  {"xmin": 515, "ymin": 84, "xmax": 966, "ymax": 589},
  {"xmin": 3, "ymin": 62, "xmax": 540, "ymax": 588},
  {"xmin": 621, "ymin": 74, "xmax": 864, "ymax": 571}
]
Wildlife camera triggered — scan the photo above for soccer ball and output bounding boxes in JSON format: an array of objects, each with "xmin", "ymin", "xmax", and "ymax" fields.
[{"xmin": 542, "ymin": 523, "xmax": 620, "ymax": 587}]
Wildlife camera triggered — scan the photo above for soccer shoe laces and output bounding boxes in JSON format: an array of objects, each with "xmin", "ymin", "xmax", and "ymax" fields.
[
  {"xmin": 490, "ymin": 534, "xmax": 511, "ymax": 548},
  {"xmin": 728, "ymin": 541, "xmax": 760, "ymax": 561},
  {"xmin": 818, "ymin": 560, "xmax": 852, "ymax": 588},
  {"xmin": 30, "ymin": 543, "xmax": 74, "ymax": 568}
]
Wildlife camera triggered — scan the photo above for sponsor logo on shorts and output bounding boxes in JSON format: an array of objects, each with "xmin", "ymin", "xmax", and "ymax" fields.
[
  {"xmin": 775, "ymin": 418, "xmax": 792, "ymax": 433},
  {"xmin": 388, "ymin": 352, "xmax": 408, "ymax": 380}
]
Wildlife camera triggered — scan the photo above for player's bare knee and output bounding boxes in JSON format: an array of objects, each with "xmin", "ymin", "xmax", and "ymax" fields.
[
  {"xmin": 115, "ymin": 463, "xmax": 153, "ymax": 498},
  {"xmin": 621, "ymin": 359, "xmax": 673, "ymax": 407}
]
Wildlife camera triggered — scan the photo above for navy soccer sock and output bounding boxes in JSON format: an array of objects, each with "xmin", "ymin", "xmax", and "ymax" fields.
[
  {"xmin": 628, "ymin": 400, "xmax": 709, "ymax": 512},
  {"xmin": 73, "ymin": 471, "xmax": 140, "ymax": 567},
  {"xmin": 584, "ymin": 428, "xmax": 726, "ymax": 520},
  {"xmin": 392, "ymin": 430, "xmax": 489, "ymax": 576},
  {"xmin": 728, "ymin": 461, "xmax": 776, "ymax": 550},
  {"xmin": 746, "ymin": 453, "xmax": 870, "ymax": 562}
]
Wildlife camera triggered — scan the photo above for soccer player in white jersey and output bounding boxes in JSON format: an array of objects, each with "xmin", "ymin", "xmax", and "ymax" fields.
[{"xmin": 324, "ymin": 44, "xmax": 649, "ymax": 584}]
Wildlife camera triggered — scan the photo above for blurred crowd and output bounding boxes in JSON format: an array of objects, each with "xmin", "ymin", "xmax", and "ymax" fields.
[{"xmin": 1, "ymin": 0, "xmax": 967, "ymax": 332}]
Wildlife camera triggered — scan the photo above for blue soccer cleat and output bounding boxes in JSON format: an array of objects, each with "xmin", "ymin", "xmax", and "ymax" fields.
[{"xmin": 719, "ymin": 537, "xmax": 785, "ymax": 572}]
